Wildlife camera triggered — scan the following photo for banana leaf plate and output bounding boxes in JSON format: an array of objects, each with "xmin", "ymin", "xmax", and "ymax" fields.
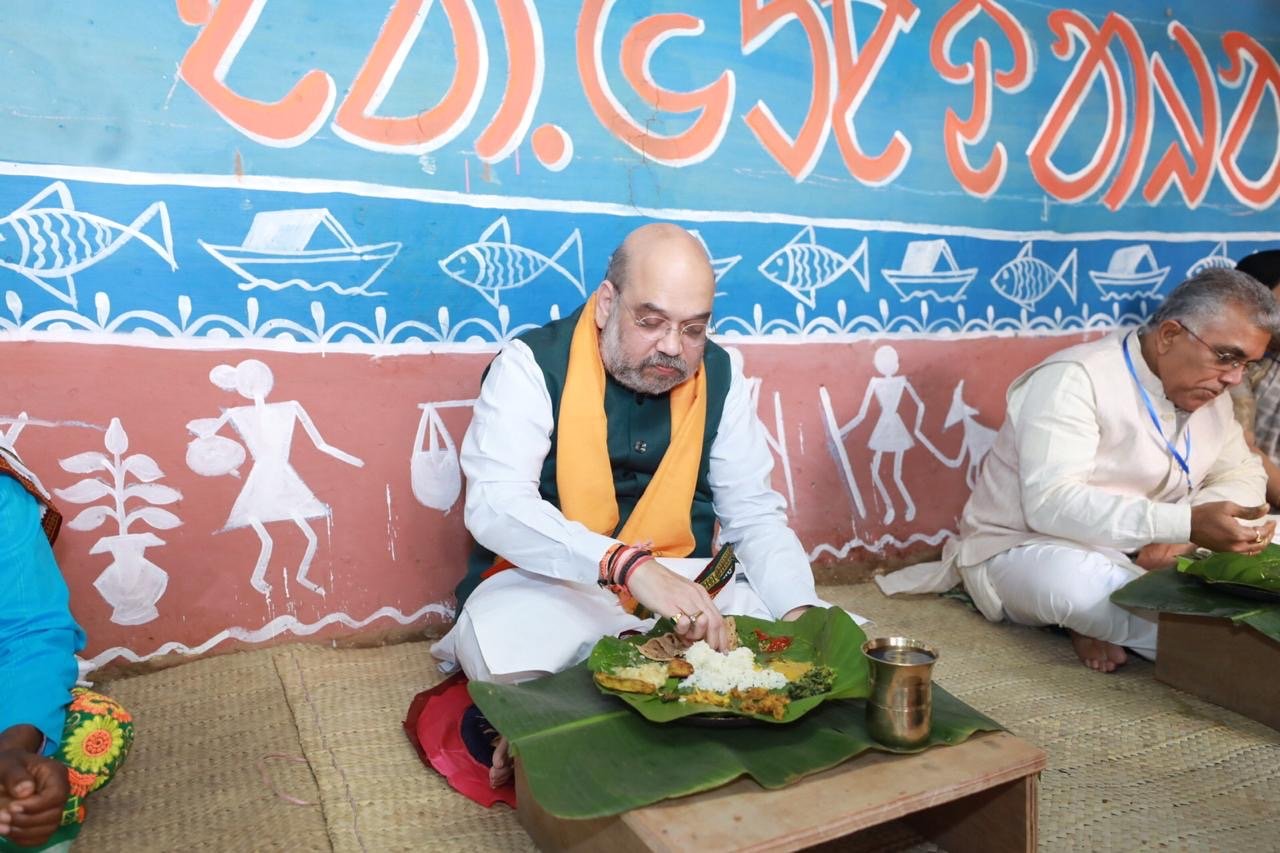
[
  {"xmin": 469, "ymin": 659, "xmax": 1002, "ymax": 819},
  {"xmin": 1111, "ymin": 566, "xmax": 1280, "ymax": 644},
  {"xmin": 1176, "ymin": 545, "xmax": 1280, "ymax": 596},
  {"xmin": 586, "ymin": 606, "xmax": 870, "ymax": 724}
]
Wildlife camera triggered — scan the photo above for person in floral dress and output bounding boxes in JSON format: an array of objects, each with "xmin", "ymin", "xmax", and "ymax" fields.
[{"xmin": 0, "ymin": 447, "xmax": 132, "ymax": 851}]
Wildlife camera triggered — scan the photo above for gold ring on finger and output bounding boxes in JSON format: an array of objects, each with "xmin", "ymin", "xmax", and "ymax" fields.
[
  {"xmin": 689, "ymin": 611, "xmax": 703, "ymax": 622},
  {"xmin": 1256, "ymin": 529, "xmax": 1265, "ymax": 544}
]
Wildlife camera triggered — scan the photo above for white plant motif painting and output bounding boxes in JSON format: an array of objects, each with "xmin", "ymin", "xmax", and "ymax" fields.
[{"xmin": 56, "ymin": 418, "xmax": 182, "ymax": 625}]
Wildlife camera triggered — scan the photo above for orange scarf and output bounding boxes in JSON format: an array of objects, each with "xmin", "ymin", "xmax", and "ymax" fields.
[{"xmin": 556, "ymin": 293, "xmax": 707, "ymax": 555}]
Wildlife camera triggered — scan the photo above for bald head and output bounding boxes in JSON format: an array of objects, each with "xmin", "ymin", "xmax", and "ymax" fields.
[{"xmin": 605, "ymin": 223, "xmax": 715, "ymax": 303}]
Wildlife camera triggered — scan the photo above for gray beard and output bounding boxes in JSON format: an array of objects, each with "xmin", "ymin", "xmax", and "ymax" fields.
[{"xmin": 600, "ymin": 314, "xmax": 690, "ymax": 395}]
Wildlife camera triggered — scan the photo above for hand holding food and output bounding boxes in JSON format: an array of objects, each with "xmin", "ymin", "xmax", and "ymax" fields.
[
  {"xmin": 624, "ymin": 559, "xmax": 729, "ymax": 651},
  {"xmin": 1190, "ymin": 502, "xmax": 1272, "ymax": 554}
]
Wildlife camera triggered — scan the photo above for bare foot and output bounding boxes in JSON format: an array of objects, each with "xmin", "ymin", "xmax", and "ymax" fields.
[
  {"xmin": 489, "ymin": 736, "xmax": 512, "ymax": 788},
  {"xmin": 1069, "ymin": 631, "xmax": 1127, "ymax": 673}
]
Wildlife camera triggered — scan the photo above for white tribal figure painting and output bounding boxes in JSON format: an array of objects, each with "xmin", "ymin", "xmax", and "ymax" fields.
[{"xmin": 185, "ymin": 359, "xmax": 364, "ymax": 598}]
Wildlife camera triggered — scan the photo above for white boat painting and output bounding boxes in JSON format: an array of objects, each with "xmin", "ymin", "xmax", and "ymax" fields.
[
  {"xmin": 199, "ymin": 209, "xmax": 402, "ymax": 296},
  {"xmin": 881, "ymin": 239, "xmax": 978, "ymax": 303},
  {"xmin": 1089, "ymin": 244, "xmax": 1170, "ymax": 301}
]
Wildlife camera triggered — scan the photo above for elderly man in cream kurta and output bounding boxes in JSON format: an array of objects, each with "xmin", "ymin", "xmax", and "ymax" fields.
[{"xmin": 952, "ymin": 269, "xmax": 1279, "ymax": 672}]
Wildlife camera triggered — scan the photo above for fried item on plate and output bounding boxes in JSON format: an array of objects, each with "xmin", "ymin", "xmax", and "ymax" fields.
[
  {"xmin": 667, "ymin": 658, "xmax": 694, "ymax": 679},
  {"xmin": 732, "ymin": 687, "xmax": 791, "ymax": 720},
  {"xmin": 594, "ymin": 662, "xmax": 668, "ymax": 694},
  {"xmin": 594, "ymin": 672, "xmax": 657, "ymax": 694}
]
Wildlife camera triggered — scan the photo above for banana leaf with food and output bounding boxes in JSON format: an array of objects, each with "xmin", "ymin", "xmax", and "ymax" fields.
[
  {"xmin": 469, "ymin": 658, "xmax": 1001, "ymax": 819},
  {"xmin": 1111, "ymin": 566, "xmax": 1280, "ymax": 644},
  {"xmin": 1175, "ymin": 545, "xmax": 1280, "ymax": 594},
  {"xmin": 586, "ymin": 606, "xmax": 868, "ymax": 724}
]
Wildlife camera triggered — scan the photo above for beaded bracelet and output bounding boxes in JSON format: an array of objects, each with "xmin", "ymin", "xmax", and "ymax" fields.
[
  {"xmin": 597, "ymin": 543, "xmax": 624, "ymax": 589},
  {"xmin": 615, "ymin": 549, "xmax": 653, "ymax": 590}
]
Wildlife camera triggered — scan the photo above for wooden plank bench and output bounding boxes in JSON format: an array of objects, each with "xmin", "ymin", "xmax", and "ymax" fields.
[{"xmin": 516, "ymin": 731, "xmax": 1046, "ymax": 852}]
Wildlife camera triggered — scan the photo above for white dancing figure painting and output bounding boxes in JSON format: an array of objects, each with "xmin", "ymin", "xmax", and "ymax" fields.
[
  {"xmin": 821, "ymin": 346, "xmax": 927, "ymax": 525},
  {"xmin": 186, "ymin": 359, "xmax": 364, "ymax": 597},
  {"xmin": 823, "ymin": 362, "xmax": 999, "ymax": 527},
  {"xmin": 56, "ymin": 418, "xmax": 182, "ymax": 626}
]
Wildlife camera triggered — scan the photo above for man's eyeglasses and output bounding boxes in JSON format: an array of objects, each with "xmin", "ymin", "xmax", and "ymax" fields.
[
  {"xmin": 619, "ymin": 299, "xmax": 711, "ymax": 344},
  {"xmin": 1178, "ymin": 321, "xmax": 1261, "ymax": 373}
]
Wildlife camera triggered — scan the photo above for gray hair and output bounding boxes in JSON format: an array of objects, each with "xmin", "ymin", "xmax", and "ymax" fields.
[
  {"xmin": 1146, "ymin": 267, "xmax": 1280, "ymax": 336},
  {"xmin": 604, "ymin": 242, "xmax": 628, "ymax": 292}
]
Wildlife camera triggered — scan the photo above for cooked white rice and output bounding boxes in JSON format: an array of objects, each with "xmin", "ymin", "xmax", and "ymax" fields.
[{"xmin": 680, "ymin": 641, "xmax": 788, "ymax": 692}]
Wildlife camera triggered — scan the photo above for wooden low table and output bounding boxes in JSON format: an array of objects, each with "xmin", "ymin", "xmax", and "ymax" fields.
[
  {"xmin": 517, "ymin": 731, "xmax": 1046, "ymax": 852},
  {"xmin": 1155, "ymin": 612, "xmax": 1280, "ymax": 731}
]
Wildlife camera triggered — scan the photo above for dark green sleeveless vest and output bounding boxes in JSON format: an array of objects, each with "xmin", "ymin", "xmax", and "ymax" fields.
[{"xmin": 455, "ymin": 306, "xmax": 732, "ymax": 606}]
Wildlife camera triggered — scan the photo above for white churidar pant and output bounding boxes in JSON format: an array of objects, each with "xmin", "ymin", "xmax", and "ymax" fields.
[{"xmin": 975, "ymin": 543, "xmax": 1158, "ymax": 659}]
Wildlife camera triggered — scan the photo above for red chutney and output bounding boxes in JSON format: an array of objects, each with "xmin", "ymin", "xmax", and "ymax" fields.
[{"xmin": 752, "ymin": 628, "xmax": 792, "ymax": 653}]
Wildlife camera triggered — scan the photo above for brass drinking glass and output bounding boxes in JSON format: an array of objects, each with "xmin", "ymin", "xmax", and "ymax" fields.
[{"xmin": 861, "ymin": 636, "xmax": 939, "ymax": 749}]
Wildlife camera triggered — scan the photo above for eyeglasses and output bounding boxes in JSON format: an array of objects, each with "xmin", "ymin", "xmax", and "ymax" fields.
[
  {"xmin": 618, "ymin": 299, "xmax": 710, "ymax": 345},
  {"xmin": 1178, "ymin": 321, "xmax": 1261, "ymax": 373}
]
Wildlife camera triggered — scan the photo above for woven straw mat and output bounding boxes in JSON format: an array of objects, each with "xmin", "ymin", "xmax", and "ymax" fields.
[
  {"xmin": 833, "ymin": 582, "xmax": 1280, "ymax": 852},
  {"xmin": 73, "ymin": 582, "xmax": 1280, "ymax": 851},
  {"xmin": 77, "ymin": 647, "xmax": 330, "ymax": 852}
]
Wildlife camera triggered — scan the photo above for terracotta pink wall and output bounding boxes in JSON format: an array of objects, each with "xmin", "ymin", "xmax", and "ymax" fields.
[{"xmin": 5, "ymin": 334, "xmax": 1086, "ymax": 667}]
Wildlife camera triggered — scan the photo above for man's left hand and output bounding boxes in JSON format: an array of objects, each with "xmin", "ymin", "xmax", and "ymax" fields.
[{"xmin": 1132, "ymin": 543, "xmax": 1197, "ymax": 572}]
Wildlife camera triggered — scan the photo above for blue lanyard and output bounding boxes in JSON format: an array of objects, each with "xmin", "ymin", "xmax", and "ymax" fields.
[{"xmin": 1123, "ymin": 333, "xmax": 1192, "ymax": 493}]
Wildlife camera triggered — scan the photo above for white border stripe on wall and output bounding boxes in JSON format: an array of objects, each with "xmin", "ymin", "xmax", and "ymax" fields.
[{"xmin": 4, "ymin": 160, "xmax": 1280, "ymax": 244}]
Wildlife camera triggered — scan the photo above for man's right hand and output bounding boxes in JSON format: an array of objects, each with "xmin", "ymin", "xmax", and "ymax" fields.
[
  {"xmin": 625, "ymin": 560, "xmax": 728, "ymax": 651},
  {"xmin": 1189, "ymin": 501, "xmax": 1274, "ymax": 554}
]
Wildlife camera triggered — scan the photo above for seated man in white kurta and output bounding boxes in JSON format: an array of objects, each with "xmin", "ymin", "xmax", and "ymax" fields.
[
  {"xmin": 432, "ymin": 223, "xmax": 840, "ymax": 783},
  {"xmin": 950, "ymin": 268, "xmax": 1278, "ymax": 672}
]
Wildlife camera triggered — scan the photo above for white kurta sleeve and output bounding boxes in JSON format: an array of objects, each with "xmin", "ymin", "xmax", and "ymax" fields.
[
  {"xmin": 708, "ymin": 348, "xmax": 827, "ymax": 617},
  {"xmin": 1191, "ymin": 410, "xmax": 1268, "ymax": 507},
  {"xmin": 460, "ymin": 340, "xmax": 616, "ymax": 585},
  {"xmin": 1013, "ymin": 362, "xmax": 1191, "ymax": 548}
]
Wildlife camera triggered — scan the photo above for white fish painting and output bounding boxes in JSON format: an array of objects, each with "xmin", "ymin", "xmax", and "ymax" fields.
[
  {"xmin": 689, "ymin": 229, "xmax": 741, "ymax": 283},
  {"xmin": 758, "ymin": 226, "xmax": 869, "ymax": 308},
  {"xmin": 440, "ymin": 216, "xmax": 585, "ymax": 308},
  {"xmin": 1185, "ymin": 241, "xmax": 1235, "ymax": 279},
  {"xmin": 0, "ymin": 181, "xmax": 176, "ymax": 308},
  {"xmin": 990, "ymin": 243, "xmax": 1077, "ymax": 311}
]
